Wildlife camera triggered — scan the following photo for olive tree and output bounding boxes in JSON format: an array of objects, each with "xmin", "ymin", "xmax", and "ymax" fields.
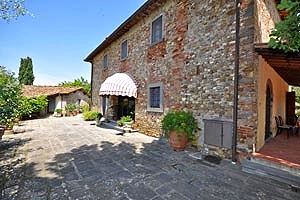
[{"xmin": 0, "ymin": 0, "xmax": 29, "ymax": 21}]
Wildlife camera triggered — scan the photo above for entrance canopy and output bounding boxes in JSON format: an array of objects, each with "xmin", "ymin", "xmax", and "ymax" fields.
[
  {"xmin": 99, "ymin": 73, "xmax": 137, "ymax": 98},
  {"xmin": 255, "ymin": 43, "xmax": 300, "ymax": 87}
]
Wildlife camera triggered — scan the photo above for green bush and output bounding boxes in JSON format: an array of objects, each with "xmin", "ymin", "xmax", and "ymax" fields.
[
  {"xmin": 81, "ymin": 104, "xmax": 90, "ymax": 113},
  {"xmin": 55, "ymin": 109, "xmax": 62, "ymax": 114},
  {"xmin": 20, "ymin": 95, "xmax": 48, "ymax": 117},
  {"xmin": 0, "ymin": 67, "xmax": 23, "ymax": 127},
  {"xmin": 83, "ymin": 111, "xmax": 102, "ymax": 121},
  {"xmin": 65, "ymin": 103, "xmax": 77, "ymax": 113},
  {"xmin": 117, "ymin": 115, "xmax": 133, "ymax": 126}
]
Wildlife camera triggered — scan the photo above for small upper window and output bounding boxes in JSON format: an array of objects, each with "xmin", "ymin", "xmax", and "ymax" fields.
[
  {"xmin": 121, "ymin": 40, "xmax": 128, "ymax": 60},
  {"xmin": 147, "ymin": 82, "xmax": 163, "ymax": 112},
  {"xmin": 151, "ymin": 15, "xmax": 163, "ymax": 44},
  {"xmin": 103, "ymin": 54, "xmax": 108, "ymax": 70}
]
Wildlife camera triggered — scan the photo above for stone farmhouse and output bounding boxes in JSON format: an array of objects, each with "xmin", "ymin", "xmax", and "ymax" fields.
[{"xmin": 85, "ymin": 0, "xmax": 299, "ymax": 161}]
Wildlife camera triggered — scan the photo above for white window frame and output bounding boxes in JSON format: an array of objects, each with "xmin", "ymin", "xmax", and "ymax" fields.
[
  {"xmin": 151, "ymin": 14, "xmax": 164, "ymax": 45},
  {"xmin": 121, "ymin": 39, "xmax": 128, "ymax": 60},
  {"xmin": 147, "ymin": 82, "xmax": 163, "ymax": 112}
]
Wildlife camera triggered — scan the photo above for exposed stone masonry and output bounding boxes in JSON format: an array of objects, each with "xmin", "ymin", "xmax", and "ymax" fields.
[{"xmin": 89, "ymin": 0, "xmax": 281, "ymax": 154}]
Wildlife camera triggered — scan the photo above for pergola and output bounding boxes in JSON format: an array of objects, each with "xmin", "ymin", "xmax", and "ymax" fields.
[{"xmin": 255, "ymin": 43, "xmax": 300, "ymax": 87}]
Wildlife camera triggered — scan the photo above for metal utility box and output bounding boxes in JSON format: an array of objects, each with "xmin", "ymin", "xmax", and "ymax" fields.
[{"xmin": 203, "ymin": 118, "xmax": 233, "ymax": 149}]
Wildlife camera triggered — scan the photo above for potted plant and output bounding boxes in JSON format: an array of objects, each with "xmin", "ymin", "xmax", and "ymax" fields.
[
  {"xmin": 117, "ymin": 115, "xmax": 133, "ymax": 127},
  {"xmin": 55, "ymin": 108, "xmax": 62, "ymax": 117},
  {"xmin": 0, "ymin": 125, "xmax": 5, "ymax": 141},
  {"xmin": 83, "ymin": 111, "xmax": 103, "ymax": 125},
  {"xmin": 162, "ymin": 110, "xmax": 199, "ymax": 151},
  {"xmin": 65, "ymin": 103, "xmax": 77, "ymax": 116},
  {"xmin": 95, "ymin": 112, "xmax": 103, "ymax": 125}
]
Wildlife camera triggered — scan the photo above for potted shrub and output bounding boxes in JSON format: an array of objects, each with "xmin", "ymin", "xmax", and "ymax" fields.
[
  {"xmin": 83, "ymin": 111, "xmax": 102, "ymax": 123},
  {"xmin": 162, "ymin": 110, "xmax": 199, "ymax": 151},
  {"xmin": 117, "ymin": 115, "xmax": 133, "ymax": 127},
  {"xmin": 55, "ymin": 108, "xmax": 62, "ymax": 117},
  {"xmin": 65, "ymin": 103, "xmax": 77, "ymax": 116}
]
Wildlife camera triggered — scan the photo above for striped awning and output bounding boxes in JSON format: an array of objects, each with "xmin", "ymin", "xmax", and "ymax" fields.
[{"xmin": 99, "ymin": 73, "xmax": 137, "ymax": 98}]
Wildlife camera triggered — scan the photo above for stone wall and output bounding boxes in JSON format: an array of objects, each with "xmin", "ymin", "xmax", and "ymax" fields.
[
  {"xmin": 237, "ymin": 0, "xmax": 281, "ymax": 151},
  {"xmin": 63, "ymin": 91, "xmax": 89, "ymax": 110},
  {"xmin": 89, "ymin": 0, "xmax": 281, "ymax": 154},
  {"xmin": 184, "ymin": 1, "xmax": 236, "ymax": 125},
  {"xmin": 90, "ymin": 0, "xmax": 237, "ymax": 139},
  {"xmin": 255, "ymin": 0, "xmax": 281, "ymax": 43}
]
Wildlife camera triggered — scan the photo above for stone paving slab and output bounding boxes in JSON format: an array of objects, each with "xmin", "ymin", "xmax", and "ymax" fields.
[{"xmin": 1, "ymin": 115, "xmax": 300, "ymax": 199}]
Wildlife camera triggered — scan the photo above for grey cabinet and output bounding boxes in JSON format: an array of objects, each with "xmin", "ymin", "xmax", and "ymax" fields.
[{"xmin": 203, "ymin": 118, "xmax": 233, "ymax": 149}]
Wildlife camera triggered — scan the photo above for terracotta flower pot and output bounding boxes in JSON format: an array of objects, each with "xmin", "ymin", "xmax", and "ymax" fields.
[
  {"xmin": 0, "ymin": 126, "xmax": 5, "ymax": 141},
  {"xmin": 169, "ymin": 131, "xmax": 187, "ymax": 151}
]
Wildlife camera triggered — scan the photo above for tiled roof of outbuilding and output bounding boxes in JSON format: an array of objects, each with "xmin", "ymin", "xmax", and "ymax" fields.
[{"xmin": 23, "ymin": 85, "xmax": 86, "ymax": 98}]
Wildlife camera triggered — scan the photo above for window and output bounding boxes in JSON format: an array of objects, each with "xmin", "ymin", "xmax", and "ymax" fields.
[
  {"xmin": 121, "ymin": 40, "xmax": 128, "ymax": 60},
  {"xmin": 151, "ymin": 15, "xmax": 163, "ymax": 44},
  {"xmin": 147, "ymin": 82, "xmax": 163, "ymax": 112},
  {"xmin": 103, "ymin": 54, "xmax": 108, "ymax": 70},
  {"xmin": 150, "ymin": 87, "xmax": 160, "ymax": 108}
]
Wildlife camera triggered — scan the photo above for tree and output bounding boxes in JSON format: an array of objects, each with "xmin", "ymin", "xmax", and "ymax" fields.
[
  {"xmin": 59, "ymin": 77, "xmax": 91, "ymax": 95},
  {"xmin": 269, "ymin": 0, "xmax": 300, "ymax": 53},
  {"xmin": 18, "ymin": 56, "xmax": 35, "ymax": 85},
  {"xmin": 0, "ymin": 0, "xmax": 29, "ymax": 21},
  {"xmin": 0, "ymin": 66, "xmax": 23, "ymax": 127}
]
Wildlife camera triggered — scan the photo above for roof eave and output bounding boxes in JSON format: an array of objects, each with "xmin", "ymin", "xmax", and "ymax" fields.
[{"xmin": 84, "ymin": 0, "xmax": 166, "ymax": 62}]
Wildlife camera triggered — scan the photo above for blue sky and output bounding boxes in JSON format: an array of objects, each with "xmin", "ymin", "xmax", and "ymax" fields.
[{"xmin": 0, "ymin": 0, "xmax": 147, "ymax": 85}]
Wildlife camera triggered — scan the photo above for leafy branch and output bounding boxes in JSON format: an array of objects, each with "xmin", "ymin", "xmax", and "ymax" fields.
[{"xmin": 269, "ymin": 0, "xmax": 300, "ymax": 53}]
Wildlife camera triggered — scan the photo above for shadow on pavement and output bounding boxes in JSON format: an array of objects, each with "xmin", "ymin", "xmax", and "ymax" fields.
[
  {"xmin": 0, "ymin": 137, "xmax": 31, "ymax": 196},
  {"xmin": 1, "ymin": 133, "xmax": 300, "ymax": 200}
]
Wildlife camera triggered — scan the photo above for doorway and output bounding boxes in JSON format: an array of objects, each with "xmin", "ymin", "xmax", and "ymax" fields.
[
  {"xmin": 118, "ymin": 96, "xmax": 135, "ymax": 120},
  {"xmin": 265, "ymin": 82, "xmax": 273, "ymax": 140}
]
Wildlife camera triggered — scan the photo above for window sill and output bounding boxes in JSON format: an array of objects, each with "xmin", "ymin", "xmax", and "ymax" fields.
[
  {"xmin": 120, "ymin": 57, "xmax": 128, "ymax": 61},
  {"xmin": 147, "ymin": 107, "xmax": 163, "ymax": 113}
]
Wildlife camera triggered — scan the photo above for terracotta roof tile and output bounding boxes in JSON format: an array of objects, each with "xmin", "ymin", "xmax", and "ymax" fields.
[{"xmin": 22, "ymin": 85, "xmax": 85, "ymax": 98}]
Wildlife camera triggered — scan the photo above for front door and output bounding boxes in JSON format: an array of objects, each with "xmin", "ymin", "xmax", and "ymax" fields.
[
  {"xmin": 118, "ymin": 96, "xmax": 135, "ymax": 120},
  {"xmin": 48, "ymin": 97, "xmax": 56, "ymax": 113},
  {"xmin": 265, "ymin": 85, "xmax": 272, "ymax": 140}
]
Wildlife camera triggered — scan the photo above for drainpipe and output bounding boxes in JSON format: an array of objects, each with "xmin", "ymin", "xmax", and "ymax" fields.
[
  {"xmin": 90, "ymin": 62, "xmax": 94, "ymax": 109},
  {"xmin": 232, "ymin": 0, "xmax": 240, "ymax": 163}
]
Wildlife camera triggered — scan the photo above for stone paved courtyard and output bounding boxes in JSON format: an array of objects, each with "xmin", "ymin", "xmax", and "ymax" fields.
[{"xmin": 1, "ymin": 115, "xmax": 300, "ymax": 200}]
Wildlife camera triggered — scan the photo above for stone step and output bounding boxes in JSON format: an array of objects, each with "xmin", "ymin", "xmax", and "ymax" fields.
[
  {"xmin": 99, "ymin": 121, "xmax": 139, "ymax": 133},
  {"xmin": 241, "ymin": 157, "xmax": 300, "ymax": 188}
]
